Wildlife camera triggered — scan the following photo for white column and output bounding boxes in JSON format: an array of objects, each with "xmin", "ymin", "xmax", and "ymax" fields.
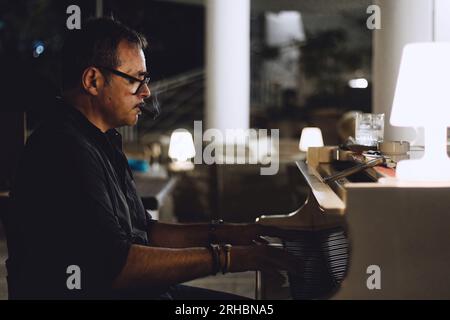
[
  {"xmin": 205, "ymin": 0, "xmax": 250, "ymax": 133},
  {"xmin": 96, "ymin": 0, "xmax": 103, "ymax": 18},
  {"xmin": 373, "ymin": 0, "xmax": 433, "ymax": 145}
]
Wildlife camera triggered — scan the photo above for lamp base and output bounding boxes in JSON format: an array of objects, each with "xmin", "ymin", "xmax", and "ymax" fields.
[
  {"xmin": 168, "ymin": 161, "xmax": 194, "ymax": 172},
  {"xmin": 395, "ymin": 158, "xmax": 450, "ymax": 182}
]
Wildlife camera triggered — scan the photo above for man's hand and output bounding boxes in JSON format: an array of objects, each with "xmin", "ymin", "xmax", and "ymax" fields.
[
  {"xmin": 229, "ymin": 243, "xmax": 303, "ymax": 279},
  {"xmin": 216, "ymin": 223, "xmax": 300, "ymax": 246}
]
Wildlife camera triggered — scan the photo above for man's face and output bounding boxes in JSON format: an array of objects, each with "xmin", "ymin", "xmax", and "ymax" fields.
[{"xmin": 98, "ymin": 40, "xmax": 150, "ymax": 128}]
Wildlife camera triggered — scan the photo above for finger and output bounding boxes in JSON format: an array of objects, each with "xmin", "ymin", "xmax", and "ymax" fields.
[{"xmin": 252, "ymin": 239, "xmax": 263, "ymax": 246}]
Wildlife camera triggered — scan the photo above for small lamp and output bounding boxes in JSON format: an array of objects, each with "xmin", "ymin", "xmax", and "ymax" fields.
[
  {"xmin": 168, "ymin": 129, "xmax": 196, "ymax": 171},
  {"xmin": 299, "ymin": 127, "xmax": 324, "ymax": 152},
  {"xmin": 391, "ymin": 42, "xmax": 450, "ymax": 181}
]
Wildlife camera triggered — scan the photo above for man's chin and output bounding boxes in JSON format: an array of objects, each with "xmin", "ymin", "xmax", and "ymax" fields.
[
  {"xmin": 115, "ymin": 119, "xmax": 138, "ymax": 130},
  {"xmin": 126, "ymin": 115, "xmax": 139, "ymax": 126}
]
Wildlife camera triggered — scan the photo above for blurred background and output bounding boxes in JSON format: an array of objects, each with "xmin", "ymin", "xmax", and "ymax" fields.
[{"xmin": 4, "ymin": 0, "xmax": 450, "ymax": 300}]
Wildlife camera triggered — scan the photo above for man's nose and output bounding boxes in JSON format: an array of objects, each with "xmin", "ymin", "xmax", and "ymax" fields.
[{"xmin": 140, "ymin": 83, "xmax": 151, "ymax": 99}]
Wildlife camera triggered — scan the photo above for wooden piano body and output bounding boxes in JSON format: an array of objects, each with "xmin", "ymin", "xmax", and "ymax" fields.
[{"xmin": 256, "ymin": 155, "xmax": 450, "ymax": 299}]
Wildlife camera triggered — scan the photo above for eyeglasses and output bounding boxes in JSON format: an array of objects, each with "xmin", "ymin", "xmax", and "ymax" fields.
[
  {"xmin": 95, "ymin": 65, "xmax": 161, "ymax": 120},
  {"xmin": 95, "ymin": 66, "xmax": 150, "ymax": 95}
]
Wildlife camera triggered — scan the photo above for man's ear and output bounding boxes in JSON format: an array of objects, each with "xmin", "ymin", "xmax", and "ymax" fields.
[{"xmin": 81, "ymin": 67, "xmax": 103, "ymax": 96}]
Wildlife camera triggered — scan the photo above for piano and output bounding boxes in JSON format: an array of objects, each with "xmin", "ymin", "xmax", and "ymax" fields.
[{"xmin": 256, "ymin": 146, "xmax": 450, "ymax": 299}]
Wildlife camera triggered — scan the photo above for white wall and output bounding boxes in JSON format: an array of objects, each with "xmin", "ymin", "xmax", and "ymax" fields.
[
  {"xmin": 373, "ymin": 0, "xmax": 434, "ymax": 145},
  {"xmin": 373, "ymin": 0, "xmax": 450, "ymax": 146}
]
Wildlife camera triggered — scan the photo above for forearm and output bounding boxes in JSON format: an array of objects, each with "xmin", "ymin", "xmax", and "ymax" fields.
[
  {"xmin": 112, "ymin": 244, "xmax": 214, "ymax": 291},
  {"xmin": 147, "ymin": 221, "xmax": 262, "ymax": 248},
  {"xmin": 148, "ymin": 222, "xmax": 210, "ymax": 248},
  {"xmin": 112, "ymin": 241, "xmax": 301, "ymax": 292}
]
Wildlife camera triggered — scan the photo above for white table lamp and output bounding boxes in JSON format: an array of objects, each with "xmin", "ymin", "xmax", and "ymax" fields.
[
  {"xmin": 168, "ymin": 130, "xmax": 196, "ymax": 171},
  {"xmin": 391, "ymin": 42, "xmax": 450, "ymax": 181},
  {"xmin": 299, "ymin": 127, "xmax": 324, "ymax": 152}
]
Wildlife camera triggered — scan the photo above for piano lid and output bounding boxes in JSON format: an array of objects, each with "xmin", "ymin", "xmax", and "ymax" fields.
[{"xmin": 296, "ymin": 161, "xmax": 345, "ymax": 212}]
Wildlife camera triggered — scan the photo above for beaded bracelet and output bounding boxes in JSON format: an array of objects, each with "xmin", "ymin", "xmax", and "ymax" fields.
[
  {"xmin": 222, "ymin": 244, "xmax": 232, "ymax": 274},
  {"xmin": 208, "ymin": 243, "xmax": 221, "ymax": 275}
]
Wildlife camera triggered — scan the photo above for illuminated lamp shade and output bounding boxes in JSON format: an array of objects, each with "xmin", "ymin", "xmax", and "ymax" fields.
[
  {"xmin": 168, "ymin": 130, "xmax": 196, "ymax": 171},
  {"xmin": 391, "ymin": 42, "xmax": 450, "ymax": 181},
  {"xmin": 299, "ymin": 127, "xmax": 324, "ymax": 152}
]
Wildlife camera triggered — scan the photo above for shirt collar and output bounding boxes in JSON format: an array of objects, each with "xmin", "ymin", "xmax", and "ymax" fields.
[{"xmin": 56, "ymin": 97, "xmax": 123, "ymax": 150}]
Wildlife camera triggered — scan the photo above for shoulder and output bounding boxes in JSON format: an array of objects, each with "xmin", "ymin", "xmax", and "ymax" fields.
[{"xmin": 24, "ymin": 121, "xmax": 101, "ymax": 168}]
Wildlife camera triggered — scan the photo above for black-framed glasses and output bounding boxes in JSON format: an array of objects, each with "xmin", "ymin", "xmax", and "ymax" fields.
[{"xmin": 95, "ymin": 65, "xmax": 150, "ymax": 95}]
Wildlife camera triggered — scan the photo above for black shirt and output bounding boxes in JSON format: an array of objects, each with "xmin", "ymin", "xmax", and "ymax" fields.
[{"xmin": 7, "ymin": 99, "xmax": 154, "ymax": 299}]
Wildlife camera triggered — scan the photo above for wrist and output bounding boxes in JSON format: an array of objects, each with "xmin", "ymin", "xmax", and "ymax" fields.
[{"xmin": 208, "ymin": 219, "xmax": 224, "ymax": 244}]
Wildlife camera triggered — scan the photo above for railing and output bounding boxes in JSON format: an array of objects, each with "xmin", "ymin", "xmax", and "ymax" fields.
[{"xmin": 151, "ymin": 69, "xmax": 204, "ymax": 95}]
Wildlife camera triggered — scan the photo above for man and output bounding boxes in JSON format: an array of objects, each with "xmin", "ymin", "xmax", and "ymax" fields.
[{"xmin": 7, "ymin": 18, "xmax": 300, "ymax": 299}]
